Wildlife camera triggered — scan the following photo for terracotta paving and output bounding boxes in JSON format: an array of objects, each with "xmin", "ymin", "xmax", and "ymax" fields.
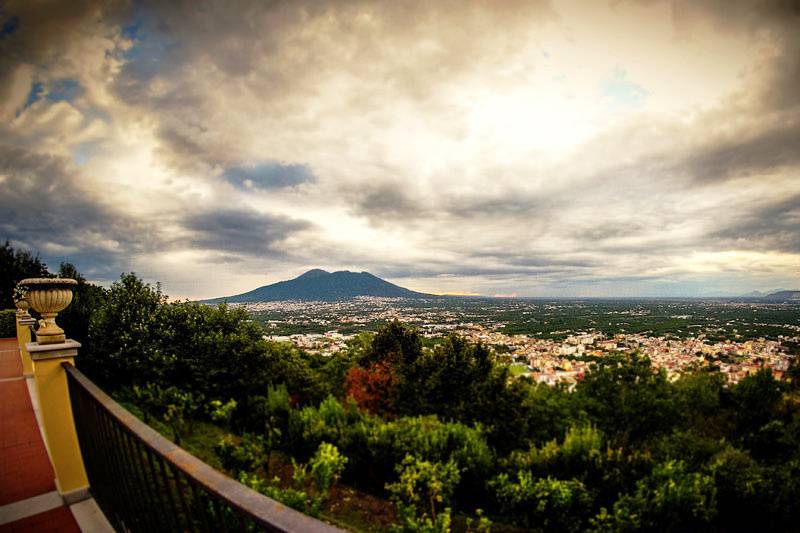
[
  {"xmin": 0, "ymin": 338, "xmax": 80, "ymax": 532},
  {"xmin": 0, "ymin": 507, "xmax": 79, "ymax": 532},
  {"xmin": 0, "ymin": 379, "xmax": 55, "ymax": 505},
  {"xmin": 0, "ymin": 337, "xmax": 22, "ymax": 379}
]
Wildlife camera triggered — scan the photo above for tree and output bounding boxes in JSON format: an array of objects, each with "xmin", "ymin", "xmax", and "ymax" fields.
[
  {"xmin": 490, "ymin": 472, "xmax": 592, "ymax": 531},
  {"xmin": 0, "ymin": 240, "xmax": 49, "ymax": 309},
  {"xmin": 387, "ymin": 454, "xmax": 460, "ymax": 533},
  {"xmin": 58, "ymin": 262, "xmax": 106, "ymax": 345},
  {"xmin": 309, "ymin": 442, "xmax": 348, "ymax": 496},
  {"xmin": 728, "ymin": 369, "xmax": 785, "ymax": 439},
  {"xmin": 345, "ymin": 360, "xmax": 399, "ymax": 416},
  {"xmin": 575, "ymin": 354, "xmax": 678, "ymax": 446},
  {"xmin": 83, "ymin": 273, "xmax": 167, "ymax": 386},
  {"xmin": 592, "ymin": 461, "xmax": 717, "ymax": 532}
]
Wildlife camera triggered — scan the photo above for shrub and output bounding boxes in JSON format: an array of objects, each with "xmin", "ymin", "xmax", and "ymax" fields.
[
  {"xmin": 592, "ymin": 460, "xmax": 717, "ymax": 532},
  {"xmin": 309, "ymin": 442, "xmax": 348, "ymax": 495},
  {"xmin": 0, "ymin": 309, "xmax": 16, "ymax": 338},
  {"xmin": 216, "ymin": 434, "xmax": 267, "ymax": 474},
  {"xmin": 387, "ymin": 455, "xmax": 460, "ymax": 533},
  {"xmin": 131, "ymin": 383, "xmax": 204, "ymax": 445},
  {"xmin": 238, "ymin": 471, "xmax": 321, "ymax": 517},
  {"xmin": 370, "ymin": 415, "xmax": 493, "ymax": 499},
  {"xmin": 208, "ymin": 398, "xmax": 237, "ymax": 428},
  {"xmin": 490, "ymin": 472, "xmax": 592, "ymax": 531}
]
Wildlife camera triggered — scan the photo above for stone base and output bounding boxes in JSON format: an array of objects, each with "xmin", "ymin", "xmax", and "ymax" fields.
[
  {"xmin": 34, "ymin": 332, "xmax": 67, "ymax": 345},
  {"xmin": 59, "ymin": 484, "xmax": 90, "ymax": 505},
  {"xmin": 26, "ymin": 340, "xmax": 81, "ymax": 361}
]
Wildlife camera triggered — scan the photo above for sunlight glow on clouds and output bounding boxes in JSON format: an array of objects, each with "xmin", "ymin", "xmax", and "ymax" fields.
[{"xmin": 0, "ymin": 0, "xmax": 798, "ymax": 298}]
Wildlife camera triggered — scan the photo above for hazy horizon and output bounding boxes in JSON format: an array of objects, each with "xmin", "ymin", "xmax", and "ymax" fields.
[{"xmin": 1, "ymin": 1, "xmax": 798, "ymax": 299}]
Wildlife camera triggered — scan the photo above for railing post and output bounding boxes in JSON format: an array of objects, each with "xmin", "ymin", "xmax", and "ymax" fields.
[
  {"xmin": 20, "ymin": 277, "xmax": 90, "ymax": 504},
  {"xmin": 16, "ymin": 313, "xmax": 36, "ymax": 378},
  {"xmin": 27, "ymin": 340, "xmax": 90, "ymax": 503}
]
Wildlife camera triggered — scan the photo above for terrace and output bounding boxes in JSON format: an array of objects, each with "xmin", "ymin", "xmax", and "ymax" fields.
[{"xmin": 0, "ymin": 279, "xmax": 342, "ymax": 532}]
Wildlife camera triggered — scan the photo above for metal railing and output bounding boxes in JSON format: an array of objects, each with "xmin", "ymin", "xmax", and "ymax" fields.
[{"xmin": 64, "ymin": 363, "xmax": 343, "ymax": 533}]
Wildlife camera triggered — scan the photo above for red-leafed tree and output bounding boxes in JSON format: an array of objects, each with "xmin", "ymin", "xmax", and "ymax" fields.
[{"xmin": 345, "ymin": 360, "xmax": 399, "ymax": 416}]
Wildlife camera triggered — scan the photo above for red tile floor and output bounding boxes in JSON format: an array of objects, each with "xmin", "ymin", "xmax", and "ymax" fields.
[{"xmin": 0, "ymin": 338, "xmax": 80, "ymax": 532}]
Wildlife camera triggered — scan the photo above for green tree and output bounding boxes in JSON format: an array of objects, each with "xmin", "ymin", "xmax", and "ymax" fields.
[
  {"xmin": 592, "ymin": 460, "xmax": 716, "ymax": 532},
  {"xmin": 575, "ymin": 354, "xmax": 678, "ymax": 446},
  {"xmin": 0, "ymin": 241, "xmax": 49, "ymax": 309},
  {"xmin": 57, "ymin": 262, "xmax": 106, "ymax": 345},
  {"xmin": 84, "ymin": 273, "xmax": 167, "ymax": 386},
  {"xmin": 490, "ymin": 471, "xmax": 592, "ymax": 531},
  {"xmin": 728, "ymin": 369, "xmax": 785, "ymax": 439},
  {"xmin": 387, "ymin": 454, "xmax": 460, "ymax": 533},
  {"xmin": 309, "ymin": 442, "xmax": 348, "ymax": 495}
]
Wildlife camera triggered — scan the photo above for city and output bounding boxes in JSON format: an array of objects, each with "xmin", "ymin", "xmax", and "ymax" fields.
[{"xmin": 250, "ymin": 297, "xmax": 800, "ymax": 386}]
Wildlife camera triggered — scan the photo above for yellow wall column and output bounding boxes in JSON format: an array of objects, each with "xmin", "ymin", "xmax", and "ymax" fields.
[
  {"xmin": 28, "ymin": 340, "xmax": 90, "ymax": 504},
  {"xmin": 15, "ymin": 315, "xmax": 36, "ymax": 377}
]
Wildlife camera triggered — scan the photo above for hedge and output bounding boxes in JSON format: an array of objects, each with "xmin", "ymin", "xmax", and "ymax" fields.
[{"xmin": 0, "ymin": 309, "xmax": 16, "ymax": 338}]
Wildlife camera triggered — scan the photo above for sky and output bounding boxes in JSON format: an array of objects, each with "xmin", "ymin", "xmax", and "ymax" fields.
[{"xmin": 0, "ymin": 0, "xmax": 798, "ymax": 299}]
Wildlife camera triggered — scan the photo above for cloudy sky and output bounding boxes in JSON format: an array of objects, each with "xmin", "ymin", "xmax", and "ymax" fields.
[{"xmin": 1, "ymin": 0, "xmax": 798, "ymax": 298}]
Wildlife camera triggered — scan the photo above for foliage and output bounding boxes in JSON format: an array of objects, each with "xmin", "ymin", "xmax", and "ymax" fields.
[
  {"xmin": 591, "ymin": 460, "xmax": 717, "ymax": 532},
  {"xmin": 12, "ymin": 283, "xmax": 27, "ymax": 303},
  {"xmin": 238, "ymin": 471, "xmax": 322, "ymax": 517},
  {"xmin": 216, "ymin": 433, "xmax": 268, "ymax": 474},
  {"xmin": 387, "ymin": 455, "xmax": 460, "ymax": 533},
  {"xmin": 102, "ymin": 305, "xmax": 800, "ymax": 531},
  {"xmin": 574, "ymin": 354, "xmax": 679, "ymax": 446},
  {"xmin": 464, "ymin": 509, "xmax": 492, "ymax": 533},
  {"xmin": 132, "ymin": 383, "xmax": 204, "ymax": 445},
  {"xmin": 309, "ymin": 442, "xmax": 348, "ymax": 495},
  {"xmin": 237, "ymin": 441, "xmax": 349, "ymax": 518},
  {"xmin": 345, "ymin": 360, "xmax": 398, "ymax": 416},
  {"xmin": 0, "ymin": 241, "xmax": 49, "ymax": 309},
  {"xmin": 57, "ymin": 262, "xmax": 107, "ymax": 346},
  {"xmin": 490, "ymin": 471, "xmax": 592, "ymax": 531},
  {"xmin": 0, "ymin": 309, "xmax": 16, "ymax": 338},
  {"xmin": 2, "ymin": 246, "xmax": 793, "ymax": 533},
  {"xmin": 728, "ymin": 369, "xmax": 785, "ymax": 439},
  {"xmin": 84, "ymin": 274, "xmax": 167, "ymax": 385},
  {"xmin": 208, "ymin": 398, "xmax": 237, "ymax": 428},
  {"xmin": 345, "ymin": 323, "xmax": 531, "ymax": 454}
]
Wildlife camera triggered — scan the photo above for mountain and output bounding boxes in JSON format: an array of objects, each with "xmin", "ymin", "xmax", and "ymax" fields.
[
  {"xmin": 740, "ymin": 290, "xmax": 765, "ymax": 297},
  {"xmin": 762, "ymin": 290, "xmax": 800, "ymax": 303},
  {"xmin": 203, "ymin": 269, "xmax": 433, "ymax": 302}
]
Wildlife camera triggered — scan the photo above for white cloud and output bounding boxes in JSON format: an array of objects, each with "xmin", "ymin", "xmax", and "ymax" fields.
[{"xmin": 1, "ymin": 0, "xmax": 798, "ymax": 297}]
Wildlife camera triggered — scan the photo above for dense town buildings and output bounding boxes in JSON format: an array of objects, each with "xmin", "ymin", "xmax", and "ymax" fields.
[{"xmin": 250, "ymin": 297, "xmax": 799, "ymax": 387}]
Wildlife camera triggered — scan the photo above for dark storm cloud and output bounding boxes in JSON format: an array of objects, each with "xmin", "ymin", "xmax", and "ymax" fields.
[
  {"xmin": 0, "ymin": 143, "xmax": 149, "ymax": 277},
  {"xmin": 669, "ymin": 0, "xmax": 800, "ymax": 110},
  {"xmin": 348, "ymin": 181, "xmax": 427, "ymax": 221},
  {"xmin": 0, "ymin": 0, "xmax": 126, "ymax": 67},
  {"xmin": 676, "ymin": 120, "xmax": 800, "ymax": 184},
  {"xmin": 182, "ymin": 209, "xmax": 311, "ymax": 256},
  {"xmin": 0, "ymin": 0, "xmax": 128, "ymax": 119},
  {"xmin": 154, "ymin": 125, "xmax": 223, "ymax": 174},
  {"xmin": 373, "ymin": 264, "xmax": 582, "ymax": 281},
  {"xmin": 468, "ymin": 251, "xmax": 597, "ymax": 269},
  {"xmin": 573, "ymin": 222, "xmax": 647, "ymax": 242},
  {"xmin": 708, "ymin": 194, "xmax": 800, "ymax": 253},
  {"xmin": 446, "ymin": 192, "xmax": 549, "ymax": 219},
  {"xmin": 223, "ymin": 163, "xmax": 316, "ymax": 190}
]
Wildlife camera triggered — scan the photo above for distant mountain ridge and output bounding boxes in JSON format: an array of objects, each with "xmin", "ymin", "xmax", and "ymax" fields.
[
  {"xmin": 203, "ymin": 269, "xmax": 432, "ymax": 302},
  {"xmin": 761, "ymin": 290, "xmax": 800, "ymax": 302},
  {"xmin": 738, "ymin": 290, "xmax": 800, "ymax": 302}
]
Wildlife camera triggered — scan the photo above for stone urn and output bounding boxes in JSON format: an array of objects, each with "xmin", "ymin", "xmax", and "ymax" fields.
[
  {"xmin": 15, "ymin": 297, "xmax": 30, "ymax": 317},
  {"xmin": 20, "ymin": 278, "xmax": 77, "ymax": 344}
]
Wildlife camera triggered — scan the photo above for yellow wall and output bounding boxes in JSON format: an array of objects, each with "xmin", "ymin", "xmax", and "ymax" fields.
[
  {"xmin": 16, "ymin": 319, "xmax": 34, "ymax": 376},
  {"xmin": 32, "ymin": 353, "xmax": 89, "ymax": 496}
]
